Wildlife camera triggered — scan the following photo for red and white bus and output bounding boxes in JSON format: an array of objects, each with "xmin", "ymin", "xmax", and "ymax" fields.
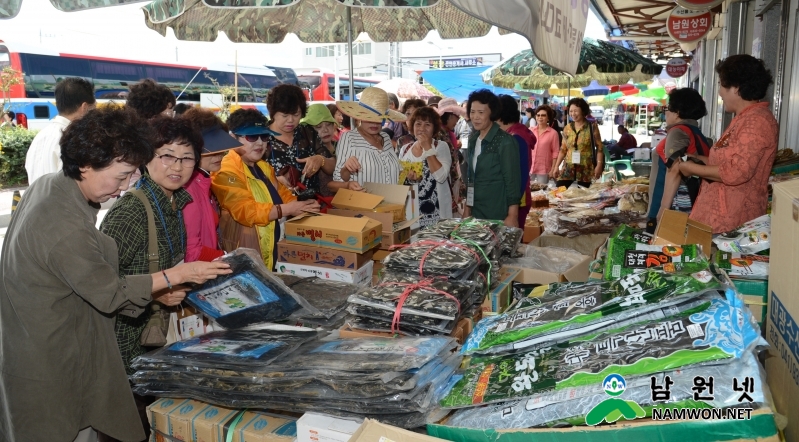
[
  {"xmin": 296, "ymin": 69, "xmax": 380, "ymax": 102},
  {"xmin": 0, "ymin": 40, "xmax": 294, "ymax": 129}
]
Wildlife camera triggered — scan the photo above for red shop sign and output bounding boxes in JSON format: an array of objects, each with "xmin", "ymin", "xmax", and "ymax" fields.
[
  {"xmin": 667, "ymin": 8, "xmax": 712, "ymax": 44},
  {"xmin": 666, "ymin": 58, "xmax": 688, "ymax": 78}
]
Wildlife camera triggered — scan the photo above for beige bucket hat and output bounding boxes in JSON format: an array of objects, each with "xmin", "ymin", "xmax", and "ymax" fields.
[{"xmin": 336, "ymin": 87, "xmax": 406, "ymax": 124}]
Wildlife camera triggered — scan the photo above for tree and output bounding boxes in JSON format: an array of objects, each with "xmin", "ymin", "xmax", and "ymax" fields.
[
  {"xmin": 203, "ymin": 73, "xmax": 235, "ymax": 121},
  {"xmin": 0, "ymin": 67, "xmax": 24, "ymax": 112}
]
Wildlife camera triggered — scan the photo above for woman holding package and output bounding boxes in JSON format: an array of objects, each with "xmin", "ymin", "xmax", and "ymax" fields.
[
  {"xmin": 550, "ymin": 98, "xmax": 604, "ymax": 188},
  {"xmin": 213, "ymin": 109, "xmax": 320, "ymax": 270},
  {"xmin": 399, "ymin": 106, "xmax": 453, "ymax": 227},
  {"xmin": 679, "ymin": 55, "xmax": 779, "ymax": 233},
  {"xmin": 531, "ymin": 105, "xmax": 560, "ymax": 185},
  {"xmin": 301, "ymin": 103, "xmax": 339, "ymax": 197},
  {"xmin": 331, "ymin": 87, "xmax": 406, "ymax": 191},
  {"xmin": 0, "ymin": 106, "xmax": 230, "ymax": 442},
  {"xmin": 180, "ymin": 107, "xmax": 243, "ymax": 262}
]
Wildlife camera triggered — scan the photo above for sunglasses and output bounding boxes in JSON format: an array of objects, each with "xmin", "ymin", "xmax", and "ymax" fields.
[{"xmin": 237, "ymin": 134, "xmax": 271, "ymax": 142}]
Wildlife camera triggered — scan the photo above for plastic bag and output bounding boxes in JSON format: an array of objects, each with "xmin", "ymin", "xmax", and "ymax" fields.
[
  {"xmin": 508, "ymin": 246, "xmax": 588, "ymax": 274},
  {"xmin": 276, "ymin": 274, "xmax": 359, "ymax": 319},
  {"xmin": 610, "ymin": 224, "xmax": 653, "ymax": 244},
  {"xmin": 713, "ymin": 215, "xmax": 770, "ymax": 254},
  {"xmin": 184, "ymin": 249, "xmax": 313, "ymax": 328},
  {"xmin": 713, "ymin": 251, "xmax": 769, "ymax": 280},
  {"xmin": 383, "ymin": 240, "xmax": 481, "ymax": 280}
]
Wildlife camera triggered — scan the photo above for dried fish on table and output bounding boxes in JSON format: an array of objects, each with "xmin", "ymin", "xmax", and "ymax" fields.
[
  {"xmin": 543, "ymin": 208, "xmax": 647, "ymax": 237},
  {"xmin": 499, "ymin": 226, "xmax": 524, "ymax": 258},
  {"xmin": 347, "ymin": 305, "xmax": 455, "ymax": 334},
  {"xmin": 383, "ymin": 240, "xmax": 481, "ymax": 279}
]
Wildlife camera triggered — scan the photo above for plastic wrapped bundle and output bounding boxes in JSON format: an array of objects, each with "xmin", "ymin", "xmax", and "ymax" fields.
[
  {"xmin": 543, "ymin": 208, "xmax": 647, "ymax": 237},
  {"xmin": 509, "ymin": 246, "xmax": 588, "ymax": 275},
  {"xmin": 462, "ymin": 261, "xmax": 723, "ymax": 355},
  {"xmin": 185, "ymin": 249, "xmax": 312, "ymax": 328},
  {"xmin": 383, "ymin": 240, "xmax": 481, "ymax": 280},
  {"xmin": 276, "ymin": 274, "xmax": 359, "ymax": 319},
  {"xmin": 441, "ymin": 297, "xmax": 764, "ymax": 408},
  {"xmin": 416, "ymin": 218, "xmax": 503, "ymax": 260},
  {"xmin": 347, "ymin": 305, "xmax": 456, "ymax": 334},
  {"xmin": 350, "ymin": 275, "xmax": 478, "ymax": 320},
  {"xmin": 447, "ymin": 350, "xmax": 767, "ymax": 429},
  {"xmin": 499, "ymin": 226, "xmax": 524, "ymax": 258}
]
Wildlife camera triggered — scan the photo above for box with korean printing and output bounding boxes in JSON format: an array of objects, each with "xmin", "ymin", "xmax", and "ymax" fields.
[
  {"xmin": 766, "ymin": 179, "xmax": 799, "ymax": 442},
  {"xmin": 326, "ymin": 208, "xmax": 416, "ymax": 250},
  {"xmin": 284, "ymin": 213, "xmax": 382, "ymax": 254},
  {"xmin": 331, "ymin": 183, "xmax": 410, "ymax": 223},
  {"xmin": 481, "ymin": 267, "xmax": 521, "ymax": 313},
  {"xmin": 275, "ymin": 260, "xmax": 373, "ymax": 286},
  {"xmin": 276, "ymin": 241, "xmax": 374, "ymax": 270}
]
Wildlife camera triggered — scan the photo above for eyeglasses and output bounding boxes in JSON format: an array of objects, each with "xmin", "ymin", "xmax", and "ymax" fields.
[
  {"xmin": 157, "ymin": 153, "xmax": 197, "ymax": 168},
  {"xmin": 536, "ymin": 113, "xmax": 548, "ymax": 118},
  {"xmin": 237, "ymin": 134, "xmax": 271, "ymax": 142}
]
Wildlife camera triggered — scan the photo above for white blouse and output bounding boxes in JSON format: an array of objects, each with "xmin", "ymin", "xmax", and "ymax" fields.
[
  {"xmin": 333, "ymin": 129, "xmax": 400, "ymax": 186},
  {"xmin": 399, "ymin": 140, "xmax": 453, "ymax": 220}
]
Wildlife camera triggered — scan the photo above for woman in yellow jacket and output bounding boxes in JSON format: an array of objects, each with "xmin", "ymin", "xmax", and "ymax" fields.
[{"xmin": 212, "ymin": 109, "xmax": 320, "ymax": 269}]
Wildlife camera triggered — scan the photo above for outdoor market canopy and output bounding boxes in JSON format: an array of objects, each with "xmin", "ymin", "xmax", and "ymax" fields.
[
  {"xmin": 488, "ymin": 38, "xmax": 663, "ymax": 90},
  {"xmin": 420, "ymin": 66, "xmax": 518, "ymax": 103}
]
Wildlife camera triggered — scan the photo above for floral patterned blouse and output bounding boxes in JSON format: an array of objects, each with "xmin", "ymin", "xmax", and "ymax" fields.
[
  {"xmin": 690, "ymin": 102, "xmax": 778, "ymax": 233},
  {"xmin": 264, "ymin": 124, "xmax": 332, "ymax": 191},
  {"xmin": 557, "ymin": 121, "xmax": 602, "ymax": 183}
]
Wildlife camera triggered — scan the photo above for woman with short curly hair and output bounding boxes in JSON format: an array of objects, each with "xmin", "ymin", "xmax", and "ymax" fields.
[
  {"xmin": 127, "ymin": 79, "xmax": 176, "ymax": 119},
  {"xmin": 678, "ymin": 55, "xmax": 779, "ymax": 233}
]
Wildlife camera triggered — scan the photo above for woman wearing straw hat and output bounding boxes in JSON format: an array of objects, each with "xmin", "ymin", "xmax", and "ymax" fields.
[
  {"xmin": 331, "ymin": 87, "xmax": 406, "ymax": 191},
  {"xmin": 301, "ymin": 103, "xmax": 339, "ymax": 197}
]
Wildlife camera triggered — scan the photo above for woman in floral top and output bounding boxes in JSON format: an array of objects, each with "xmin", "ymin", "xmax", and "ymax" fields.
[
  {"xmin": 679, "ymin": 55, "xmax": 779, "ymax": 233},
  {"xmin": 551, "ymin": 98, "xmax": 604, "ymax": 188},
  {"xmin": 263, "ymin": 84, "xmax": 334, "ymax": 193}
]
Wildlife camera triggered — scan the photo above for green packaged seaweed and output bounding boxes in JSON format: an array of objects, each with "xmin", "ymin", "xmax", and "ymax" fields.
[
  {"xmin": 604, "ymin": 238, "xmax": 702, "ymax": 281},
  {"xmin": 610, "ymin": 225, "xmax": 653, "ymax": 244}
]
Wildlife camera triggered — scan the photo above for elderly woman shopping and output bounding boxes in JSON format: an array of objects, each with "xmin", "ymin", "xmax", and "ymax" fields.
[{"xmin": 0, "ymin": 106, "xmax": 229, "ymax": 442}]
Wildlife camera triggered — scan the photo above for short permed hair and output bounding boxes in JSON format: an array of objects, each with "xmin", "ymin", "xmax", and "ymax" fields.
[
  {"xmin": 566, "ymin": 97, "xmax": 591, "ymax": 119},
  {"xmin": 466, "ymin": 89, "xmax": 501, "ymax": 121},
  {"xmin": 497, "ymin": 94, "xmax": 521, "ymax": 125},
  {"xmin": 386, "ymin": 93, "xmax": 400, "ymax": 109},
  {"xmin": 408, "ymin": 106, "xmax": 442, "ymax": 137},
  {"xmin": 180, "ymin": 107, "xmax": 229, "ymax": 132},
  {"xmin": 55, "ymin": 77, "xmax": 96, "ymax": 115},
  {"xmin": 61, "ymin": 105, "xmax": 155, "ymax": 180},
  {"xmin": 715, "ymin": 54, "xmax": 773, "ymax": 101},
  {"xmin": 148, "ymin": 116, "xmax": 204, "ymax": 170},
  {"xmin": 401, "ymin": 99, "xmax": 427, "ymax": 115},
  {"xmin": 667, "ymin": 88, "xmax": 707, "ymax": 121},
  {"xmin": 228, "ymin": 108, "xmax": 268, "ymax": 134},
  {"xmin": 127, "ymin": 79, "xmax": 174, "ymax": 119},
  {"xmin": 266, "ymin": 84, "xmax": 307, "ymax": 118},
  {"xmin": 534, "ymin": 105, "xmax": 554, "ymax": 122}
]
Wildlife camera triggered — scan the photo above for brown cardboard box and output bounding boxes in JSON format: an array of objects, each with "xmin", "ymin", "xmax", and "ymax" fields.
[
  {"xmin": 505, "ymin": 255, "xmax": 592, "ymax": 285},
  {"xmin": 765, "ymin": 180, "xmax": 799, "ymax": 442},
  {"xmin": 522, "ymin": 224, "xmax": 543, "ymax": 243},
  {"xmin": 373, "ymin": 249, "xmax": 391, "ymax": 262},
  {"xmin": 284, "ymin": 213, "xmax": 382, "ymax": 254},
  {"xmin": 277, "ymin": 241, "xmax": 374, "ymax": 270},
  {"xmin": 653, "ymin": 210, "xmax": 713, "ymax": 255},
  {"xmin": 331, "ymin": 183, "xmax": 410, "ymax": 223},
  {"xmin": 326, "ymin": 208, "xmax": 417, "ymax": 250},
  {"xmin": 381, "ymin": 226, "xmax": 412, "ymax": 249},
  {"xmin": 350, "ymin": 419, "xmax": 448, "ymax": 442},
  {"xmin": 148, "ymin": 398, "xmax": 297, "ymax": 442},
  {"xmin": 481, "ymin": 267, "xmax": 521, "ymax": 313}
]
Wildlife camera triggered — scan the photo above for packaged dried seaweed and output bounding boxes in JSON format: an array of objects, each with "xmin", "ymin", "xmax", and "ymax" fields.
[
  {"xmin": 344, "ymin": 315, "xmax": 435, "ymax": 336},
  {"xmin": 499, "ymin": 226, "xmax": 524, "ymax": 258},
  {"xmin": 604, "ymin": 239, "xmax": 702, "ymax": 280},
  {"xmin": 610, "ymin": 224, "xmax": 653, "ymax": 244},
  {"xmin": 276, "ymin": 274, "xmax": 359, "ymax": 319},
  {"xmin": 383, "ymin": 240, "xmax": 481, "ymax": 279},
  {"xmin": 713, "ymin": 215, "xmax": 771, "ymax": 254},
  {"xmin": 713, "ymin": 251, "xmax": 769, "ymax": 280},
  {"xmin": 347, "ymin": 305, "xmax": 455, "ymax": 334},
  {"xmin": 185, "ymin": 249, "xmax": 311, "ymax": 328}
]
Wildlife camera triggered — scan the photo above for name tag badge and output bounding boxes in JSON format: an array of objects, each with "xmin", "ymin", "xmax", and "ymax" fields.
[
  {"xmin": 467, "ymin": 185, "xmax": 475, "ymax": 206},
  {"xmin": 572, "ymin": 150, "xmax": 581, "ymax": 164}
]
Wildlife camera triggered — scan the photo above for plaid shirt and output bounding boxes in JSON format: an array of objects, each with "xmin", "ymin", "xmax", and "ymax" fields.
[{"xmin": 100, "ymin": 174, "xmax": 191, "ymax": 375}]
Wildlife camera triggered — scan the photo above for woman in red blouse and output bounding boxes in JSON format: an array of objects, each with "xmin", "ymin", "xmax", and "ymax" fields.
[{"xmin": 677, "ymin": 55, "xmax": 779, "ymax": 233}]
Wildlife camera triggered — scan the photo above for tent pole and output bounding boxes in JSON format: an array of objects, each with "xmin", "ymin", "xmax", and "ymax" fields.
[{"xmin": 347, "ymin": 6, "xmax": 355, "ymax": 101}]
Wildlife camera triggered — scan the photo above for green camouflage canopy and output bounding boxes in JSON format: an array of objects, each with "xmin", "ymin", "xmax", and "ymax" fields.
[{"xmin": 489, "ymin": 38, "xmax": 664, "ymax": 90}]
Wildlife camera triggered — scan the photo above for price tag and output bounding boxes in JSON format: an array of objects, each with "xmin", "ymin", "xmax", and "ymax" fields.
[
  {"xmin": 572, "ymin": 151, "xmax": 581, "ymax": 164},
  {"xmin": 467, "ymin": 185, "xmax": 475, "ymax": 206}
]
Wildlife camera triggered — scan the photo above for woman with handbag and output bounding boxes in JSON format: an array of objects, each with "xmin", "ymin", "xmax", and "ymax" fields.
[
  {"xmin": 180, "ymin": 107, "xmax": 243, "ymax": 262},
  {"xmin": 212, "ymin": 109, "xmax": 320, "ymax": 270},
  {"xmin": 550, "ymin": 98, "xmax": 604, "ymax": 188}
]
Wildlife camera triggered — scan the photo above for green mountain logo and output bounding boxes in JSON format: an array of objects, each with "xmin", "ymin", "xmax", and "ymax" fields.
[{"xmin": 585, "ymin": 374, "xmax": 646, "ymax": 426}]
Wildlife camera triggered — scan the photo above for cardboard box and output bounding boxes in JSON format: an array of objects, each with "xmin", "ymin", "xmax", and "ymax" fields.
[
  {"xmin": 331, "ymin": 183, "xmax": 410, "ymax": 223},
  {"xmin": 296, "ymin": 413, "xmax": 362, "ymax": 442},
  {"xmin": 284, "ymin": 213, "xmax": 382, "ymax": 254},
  {"xmin": 372, "ymin": 249, "xmax": 391, "ymax": 262},
  {"xmin": 428, "ymin": 408, "xmax": 779, "ymax": 442},
  {"xmin": 277, "ymin": 241, "xmax": 374, "ymax": 270},
  {"xmin": 326, "ymin": 209, "xmax": 417, "ymax": 250},
  {"xmin": 481, "ymin": 267, "xmax": 521, "ymax": 313},
  {"xmin": 766, "ymin": 179, "xmax": 799, "ymax": 442},
  {"xmin": 505, "ymin": 255, "xmax": 592, "ymax": 285},
  {"xmin": 350, "ymin": 419, "xmax": 448, "ymax": 442},
  {"xmin": 653, "ymin": 210, "xmax": 713, "ymax": 255},
  {"xmin": 522, "ymin": 224, "xmax": 543, "ymax": 244},
  {"xmin": 148, "ymin": 398, "xmax": 297, "ymax": 442},
  {"xmin": 275, "ymin": 261, "xmax": 373, "ymax": 286}
]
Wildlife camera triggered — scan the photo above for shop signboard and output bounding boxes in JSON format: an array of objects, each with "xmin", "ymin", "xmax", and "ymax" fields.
[
  {"xmin": 666, "ymin": 58, "xmax": 689, "ymax": 78},
  {"xmin": 429, "ymin": 57, "xmax": 484, "ymax": 69},
  {"xmin": 676, "ymin": 0, "xmax": 724, "ymax": 10},
  {"xmin": 667, "ymin": 8, "xmax": 713, "ymax": 44}
]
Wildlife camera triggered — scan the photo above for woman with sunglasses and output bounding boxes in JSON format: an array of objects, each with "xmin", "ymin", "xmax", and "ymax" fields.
[
  {"xmin": 98, "ymin": 116, "xmax": 211, "ymax": 440},
  {"xmin": 180, "ymin": 108, "xmax": 243, "ymax": 262},
  {"xmin": 532, "ymin": 105, "xmax": 560, "ymax": 185},
  {"xmin": 264, "ymin": 85, "xmax": 334, "ymax": 193},
  {"xmin": 212, "ymin": 109, "xmax": 320, "ymax": 270}
]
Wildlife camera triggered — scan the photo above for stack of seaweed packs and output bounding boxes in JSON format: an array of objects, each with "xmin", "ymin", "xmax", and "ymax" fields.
[
  {"xmin": 437, "ymin": 251, "xmax": 769, "ymax": 429},
  {"xmin": 131, "ymin": 328, "xmax": 461, "ymax": 429},
  {"xmin": 344, "ymin": 218, "xmax": 523, "ymax": 336}
]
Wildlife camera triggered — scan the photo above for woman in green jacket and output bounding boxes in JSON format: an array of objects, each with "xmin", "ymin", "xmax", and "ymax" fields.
[{"xmin": 463, "ymin": 89, "xmax": 521, "ymax": 226}]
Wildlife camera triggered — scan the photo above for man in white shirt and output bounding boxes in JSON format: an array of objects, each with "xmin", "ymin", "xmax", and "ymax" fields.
[{"xmin": 25, "ymin": 77, "xmax": 96, "ymax": 185}]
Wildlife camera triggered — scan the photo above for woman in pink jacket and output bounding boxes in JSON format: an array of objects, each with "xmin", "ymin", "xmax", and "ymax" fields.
[
  {"xmin": 533, "ymin": 105, "xmax": 561, "ymax": 184},
  {"xmin": 180, "ymin": 108, "xmax": 242, "ymax": 262}
]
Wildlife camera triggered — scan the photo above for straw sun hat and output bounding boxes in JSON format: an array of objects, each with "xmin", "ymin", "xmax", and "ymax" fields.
[
  {"xmin": 336, "ymin": 87, "xmax": 406, "ymax": 124},
  {"xmin": 435, "ymin": 97, "xmax": 466, "ymax": 117}
]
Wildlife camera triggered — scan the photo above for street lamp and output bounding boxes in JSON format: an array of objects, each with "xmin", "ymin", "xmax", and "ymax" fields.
[{"xmin": 427, "ymin": 41, "xmax": 453, "ymax": 69}]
